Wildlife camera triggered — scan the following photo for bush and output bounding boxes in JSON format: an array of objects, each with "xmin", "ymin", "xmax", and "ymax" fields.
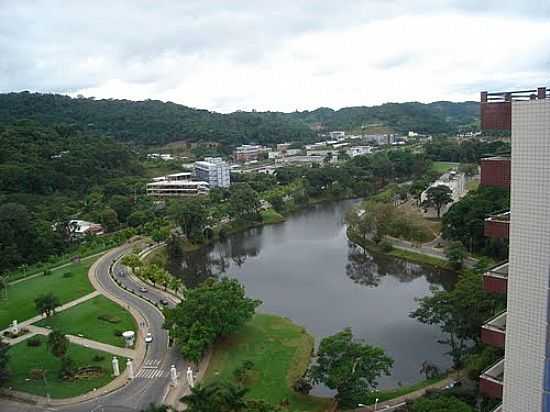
[
  {"xmin": 380, "ymin": 240, "xmax": 394, "ymax": 253},
  {"xmin": 293, "ymin": 376, "xmax": 312, "ymax": 394},
  {"xmin": 92, "ymin": 354, "xmax": 105, "ymax": 362},
  {"xmin": 114, "ymin": 329, "xmax": 123, "ymax": 337},
  {"xmin": 43, "ymin": 269, "xmax": 51, "ymax": 276},
  {"xmin": 27, "ymin": 337, "xmax": 42, "ymax": 347},
  {"xmin": 62, "ymin": 272, "xmax": 73, "ymax": 278},
  {"xmin": 98, "ymin": 314, "xmax": 121, "ymax": 324}
]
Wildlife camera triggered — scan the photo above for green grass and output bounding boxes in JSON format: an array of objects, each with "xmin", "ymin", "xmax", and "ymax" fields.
[
  {"xmin": 431, "ymin": 161, "xmax": 459, "ymax": 174},
  {"xmin": 6, "ymin": 334, "xmax": 125, "ymax": 399},
  {"xmin": 204, "ymin": 314, "xmax": 332, "ymax": 412},
  {"xmin": 261, "ymin": 209, "xmax": 286, "ymax": 225},
  {"xmin": 0, "ymin": 257, "xmax": 99, "ymax": 330},
  {"xmin": 360, "ymin": 376, "xmax": 444, "ymax": 404},
  {"xmin": 466, "ymin": 179, "xmax": 480, "ymax": 191},
  {"xmin": 35, "ymin": 295, "xmax": 136, "ymax": 347},
  {"xmin": 389, "ymin": 248, "xmax": 451, "ymax": 270}
]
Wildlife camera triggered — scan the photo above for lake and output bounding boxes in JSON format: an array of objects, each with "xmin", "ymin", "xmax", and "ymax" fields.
[{"xmin": 168, "ymin": 199, "xmax": 455, "ymax": 394}]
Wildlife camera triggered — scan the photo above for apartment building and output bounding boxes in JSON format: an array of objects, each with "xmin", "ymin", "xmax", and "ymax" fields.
[
  {"xmin": 480, "ymin": 87, "xmax": 550, "ymax": 412},
  {"xmin": 194, "ymin": 157, "xmax": 231, "ymax": 188}
]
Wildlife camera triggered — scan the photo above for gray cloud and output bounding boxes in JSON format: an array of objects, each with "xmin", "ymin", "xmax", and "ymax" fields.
[{"xmin": 0, "ymin": 0, "xmax": 549, "ymax": 111}]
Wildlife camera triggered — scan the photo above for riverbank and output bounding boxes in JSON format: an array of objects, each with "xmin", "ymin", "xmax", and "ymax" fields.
[{"xmin": 204, "ymin": 314, "xmax": 334, "ymax": 412}]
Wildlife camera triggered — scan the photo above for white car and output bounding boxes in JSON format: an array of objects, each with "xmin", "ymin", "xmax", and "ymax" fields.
[
  {"xmin": 139, "ymin": 287, "xmax": 148, "ymax": 293},
  {"xmin": 144, "ymin": 333, "xmax": 153, "ymax": 344}
]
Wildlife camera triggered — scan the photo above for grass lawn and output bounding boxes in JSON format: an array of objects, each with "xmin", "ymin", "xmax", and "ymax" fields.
[
  {"xmin": 431, "ymin": 161, "xmax": 459, "ymax": 174},
  {"xmin": 6, "ymin": 335, "xmax": 124, "ymax": 399},
  {"xmin": 466, "ymin": 179, "xmax": 480, "ymax": 191},
  {"xmin": 261, "ymin": 209, "xmax": 286, "ymax": 225},
  {"xmin": 389, "ymin": 248, "xmax": 451, "ymax": 270},
  {"xmin": 0, "ymin": 257, "xmax": 99, "ymax": 330},
  {"xmin": 204, "ymin": 314, "xmax": 332, "ymax": 412},
  {"xmin": 35, "ymin": 295, "xmax": 136, "ymax": 347}
]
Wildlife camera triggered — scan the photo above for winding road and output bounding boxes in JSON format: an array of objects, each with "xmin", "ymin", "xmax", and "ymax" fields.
[{"xmin": 3, "ymin": 244, "xmax": 187, "ymax": 412}]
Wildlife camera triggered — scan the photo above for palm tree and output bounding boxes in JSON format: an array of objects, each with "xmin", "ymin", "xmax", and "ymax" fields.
[{"xmin": 181, "ymin": 382, "xmax": 248, "ymax": 412}]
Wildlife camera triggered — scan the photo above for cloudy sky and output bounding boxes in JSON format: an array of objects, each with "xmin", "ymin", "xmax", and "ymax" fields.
[{"xmin": 1, "ymin": 1, "xmax": 549, "ymax": 112}]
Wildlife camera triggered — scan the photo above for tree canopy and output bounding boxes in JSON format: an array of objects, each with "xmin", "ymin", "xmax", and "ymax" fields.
[{"xmin": 164, "ymin": 278, "xmax": 261, "ymax": 363}]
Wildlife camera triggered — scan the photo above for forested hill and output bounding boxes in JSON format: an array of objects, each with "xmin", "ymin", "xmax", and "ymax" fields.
[{"xmin": 0, "ymin": 92, "xmax": 479, "ymax": 145}]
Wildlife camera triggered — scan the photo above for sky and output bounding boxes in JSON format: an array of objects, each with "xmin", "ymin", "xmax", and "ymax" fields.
[{"xmin": 1, "ymin": 1, "xmax": 549, "ymax": 113}]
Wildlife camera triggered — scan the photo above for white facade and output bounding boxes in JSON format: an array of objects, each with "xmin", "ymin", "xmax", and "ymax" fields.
[
  {"xmin": 346, "ymin": 146, "xmax": 373, "ymax": 158},
  {"xmin": 194, "ymin": 157, "xmax": 230, "ymax": 188},
  {"xmin": 420, "ymin": 171, "xmax": 465, "ymax": 213},
  {"xmin": 146, "ymin": 173, "xmax": 208, "ymax": 197},
  {"xmin": 329, "ymin": 131, "xmax": 345, "ymax": 139},
  {"xmin": 503, "ymin": 99, "xmax": 550, "ymax": 412}
]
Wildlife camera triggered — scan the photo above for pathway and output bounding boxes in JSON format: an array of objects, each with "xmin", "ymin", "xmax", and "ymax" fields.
[
  {"xmin": 0, "ymin": 290, "xmax": 100, "ymax": 339},
  {"xmin": 354, "ymin": 372, "xmax": 462, "ymax": 411}
]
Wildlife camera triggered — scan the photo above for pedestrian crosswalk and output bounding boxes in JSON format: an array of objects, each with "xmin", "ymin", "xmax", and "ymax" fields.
[{"xmin": 136, "ymin": 359, "xmax": 167, "ymax": 379}]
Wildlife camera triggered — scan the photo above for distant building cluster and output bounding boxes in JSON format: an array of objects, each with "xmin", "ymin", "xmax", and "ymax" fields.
[{"xmin": 146, "ymin": 172, "xmax": 209, "ymax": 197}]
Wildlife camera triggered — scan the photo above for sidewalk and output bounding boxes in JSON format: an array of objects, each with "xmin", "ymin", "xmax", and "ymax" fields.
[
  {"xmin": 0, "ymin": 290, "xmax": 100, "ymax": 339},
  {"xmin": 355, "ymin": 372, "xmax": 462, "ymax": 411},
  {"xmin": 23, "ymin": 324, "xmax": 137, "ymax": 359}
]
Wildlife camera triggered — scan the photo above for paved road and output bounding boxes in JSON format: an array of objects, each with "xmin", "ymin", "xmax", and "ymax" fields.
[{"xmin": 3, "ymin": 246, "xmax": 187, "ymax": 412}]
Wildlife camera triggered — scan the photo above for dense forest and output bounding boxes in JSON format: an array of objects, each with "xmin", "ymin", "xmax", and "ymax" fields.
[{"xmin": 0, "ymin": 92, "xmax": 479, "ymax": 145}]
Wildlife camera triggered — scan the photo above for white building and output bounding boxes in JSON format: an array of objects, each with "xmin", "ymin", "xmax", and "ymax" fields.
[
  {"xmin": 194, "ymin": 157, "xmax": 230, "ymax": 188},
  {"xmin": 67, "ymin": 220, "xmax": 104, "ymax": 237},
  {"xmin": 146, "ymin": 172, "xmax": 209, "ymax": 197},
  {"xmin": 329, "ymin": 131, "xmax": 345, "ymax": 139},
  {"xmin": 346, "ymin": 146, "xmax": 373, "ymax": 158}
]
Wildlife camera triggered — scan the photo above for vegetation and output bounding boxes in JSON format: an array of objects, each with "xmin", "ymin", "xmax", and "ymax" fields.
[
  {"xmin": 407, "ymin": 395, "xmax": 474, "ymax": 412},
  {"xmin": 164, "ymin": 278, "xmax": 261, "ymax": 363},
  {"xmin": 36, "ymin": 295, "xmax": 137, "ymax": 347},
  {"xmin": 410, "ymin": 270, "xmax": 502, "ymax": 367},
  {"xmin": 442, "ymin": 186, "xmax": 510, "ymax": 258},
  {"xmin": 0, "ymin": 257, "xmax": 98, "ymax": 329},
  {"xmin": 0, "ymin": 93, "xmax": 479, "ymax": 146},
  {"xmin": 425, "ymin": 139, "xmax": 510, "ymax": 164},
  {"xmin": 182, "ymin": 381, "xmax": 283, "ymax": 412},
  {"xmin": 445, "ymin": 241, "xmax": 467, "ymax": 269},
  {"xmin": 431, "ymin": 161, "xmax": 459, "ymax": 174},
  {"xmin": 35, "ymin": 292, "xmax": 61, "ymax": 318},
  {"xmin": 422, "ymin": 185, "xmax": 453, "ymax": 218},
  {"xmin": 6, "ymin": 334, "xmax": 122, "ymax": 398},
  {"xmin": 204, "ymin": 314, "xmax": 331, "ymax": 411},
  {"xmin": 0, "ymin": 339, "xmax": 9, "ymax": 387},
  {"xmin": 308, "ymin": 328, "xmax": 393, "ymax": 408}
]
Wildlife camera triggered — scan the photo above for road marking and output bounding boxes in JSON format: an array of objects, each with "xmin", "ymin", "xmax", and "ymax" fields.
[{"xmin": 135, "ymin": 367, "xmax": 167, "ymax": 379}]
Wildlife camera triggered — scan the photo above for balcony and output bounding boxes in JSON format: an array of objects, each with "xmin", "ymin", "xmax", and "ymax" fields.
[
  {"xmin": 483, "ymin": 262, "xmax": 508, "ymax": 294},
  {"xmin": 481, "ymin": 311, "xmax": 506, "ymax": 348},
  {"xmin": 484, "ymin": 211, "xmax": 510, "ymax": 239},
  {"xmin": 480, "ymin": 157, "xmax": 511, "ymax": 190},
  {"xmin": 480, "ymin": 358, "xmax": 504, "ymax": 399},
  {"xmin": 481, "ymin": 88, "xmax": 548, "ymax": 131},
  {"xmin": 489, "ymin": 404, "xmax": 502, "ymax": 412}
]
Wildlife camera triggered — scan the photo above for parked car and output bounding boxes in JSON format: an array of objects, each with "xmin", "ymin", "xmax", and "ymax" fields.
[
  {"xmin": 144, "ymin": 333, "xmax": 153, "ymax": 344},
  {"xmin": 139, "ymin": 287, "xmax": 148, "ymax": 293},
  {"xmin": 160, "ymin": 299, "xmax": 169, "ymax": 306}
]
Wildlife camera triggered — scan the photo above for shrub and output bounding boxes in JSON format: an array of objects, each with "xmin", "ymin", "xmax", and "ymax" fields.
[
  {"xmin": 380, "ymin": 239, "xmax": 394, "ymax": 253},
  {"xmin": 92, "ymin": 354, "xmax": 105, "ymax": 362},
  {"xmin": 62, "ymin": 272, "xmax": 73, "ymax": 278},
  {"xmin": 98, "ymin": 314, "xmax": 121, "ymax": 324},
  {"xmin": 27, "ymin": 337, "xmax": 42, "ymax": 347},
  {"xmin": 114, "ymin": 329, "xmax": 123, "ymax": 337},
  {"xmin": 293, "ymin": 376, "xmax": 312, "ymax": 394},
  {"xmin": 43, "ymin": 269, "xmax": 52, "ymax": 276}
]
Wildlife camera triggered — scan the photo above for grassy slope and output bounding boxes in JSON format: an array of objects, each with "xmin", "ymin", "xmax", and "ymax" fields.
[
  {"xmin": 35, "ymin": 295, "xmax": 137, "ymax": 347},
  {"xmin": 204, "ymin": 314, "xmax": 332, "ymax": 412},
  {"xmin": 431, "ymin": 161, "xmax": 459, "ymax": 174},
  {"xmin": 0, "ymin": 258, "xmax": 99, "ymax": 330},
  {"xmin": 6, "ymin": 335, "xmax": 124, "ymax": 398}
]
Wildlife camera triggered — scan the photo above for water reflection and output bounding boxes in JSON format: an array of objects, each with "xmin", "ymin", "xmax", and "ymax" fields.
[{"xmin": 167, "ymin": 199, "xmax": 456, "ymax": 391}]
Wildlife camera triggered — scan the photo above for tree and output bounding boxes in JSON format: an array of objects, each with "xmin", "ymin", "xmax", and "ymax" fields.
[
  {"xmin": 0, "ymin": 339, "xmax": 10, "ymax": 387},
  {"xmin": 166, "ymin": 234, "xmax": 183, "ymax": 259},
  {"xmin": 409, "ymin": 395, "xmax": 474, "ymax": 412},
  {"xmin": 228, "ymin": 183, "xmax": 261, "ymax": 223},
  {"xmin": 164, "ymin": 278, "xmax": 261, "ymax": 363},
  {"xmin": 308, "ymin": 328, "xmax": 393, "ymax": 408},
  {"xmin": 121, "ymin": 254, "xmax": 143, "ymax": 274},
  {"xmin": 59, "ymin": 355, "xmax": 77, "ymax": 380},
  {"xmin": 47, "ymin": 330, "xmax": 69, "ymax": 359},
  {"xmin": 171, "ymin": 198, "xmax": 208, "ymax": 242},
  {"xmin": 446, "ymin": 241, "xmax": 467, "ymax": 269},
  {"xmin": 35, "ymin": 293, "xmax": 60, "ymax": 317},
  {"xmin": 101, "ymin": 207, "xmax": 119, "ymax": 232},
  {"xmin": 410, "ymin": 271, "xmax": 501, "ymax": 367},
  {"xmin": 422, "ymin": 185, "xmax": 453, "ymax": 217}
]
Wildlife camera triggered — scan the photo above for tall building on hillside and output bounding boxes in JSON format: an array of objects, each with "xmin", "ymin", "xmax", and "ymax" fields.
[
  {"xmin": 233, "ymin": 145, "xmax": 265, "ymax": 162},
  {"xmin": 480, "ymin": 87, "xmax": 550, "ymax": 412},
  {"xmin": 194, "ymin": 157, "xmax": 231, "ymax": 188}
]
